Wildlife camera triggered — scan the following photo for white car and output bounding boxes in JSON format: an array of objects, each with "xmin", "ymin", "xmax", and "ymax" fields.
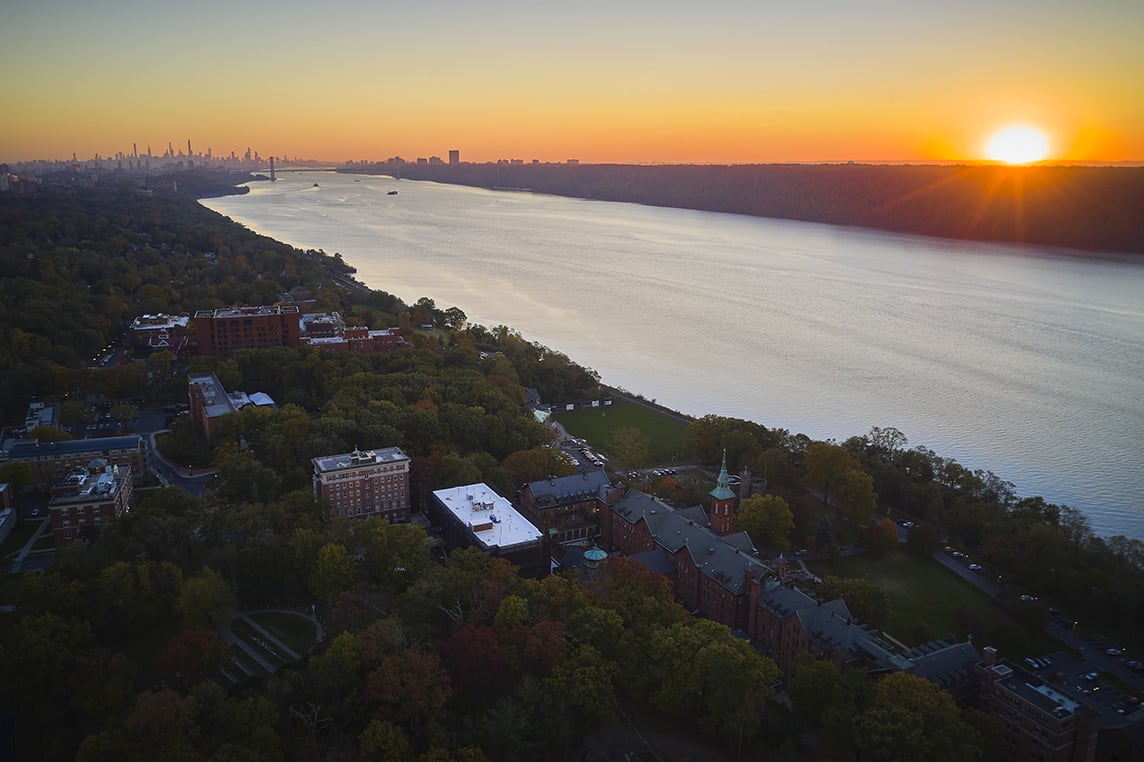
[{"xmin": 968, "ymin": 563, "xmax": 983, "ymax": 572}]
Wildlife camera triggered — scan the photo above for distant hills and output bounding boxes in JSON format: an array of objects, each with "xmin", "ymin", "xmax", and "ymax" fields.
[{"xmin": 350, "ymin": 163, "xmax": 1144, "ymax": 255}]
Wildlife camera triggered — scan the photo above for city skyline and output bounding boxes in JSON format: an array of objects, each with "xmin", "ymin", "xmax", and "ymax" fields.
[{"xmin": 4, "ymin": 1, "xmax": 1142, "ymax": 165}]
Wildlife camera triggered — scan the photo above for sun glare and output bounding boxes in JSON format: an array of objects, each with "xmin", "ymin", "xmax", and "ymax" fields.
[{"xmin": 985, "ymin": 125, "xmax": 1051, "ymax": 164}]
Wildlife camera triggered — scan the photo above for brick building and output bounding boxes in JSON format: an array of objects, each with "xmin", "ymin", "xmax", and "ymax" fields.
[
  {"xmin": 128, "ymin": 313, "xmax": 189, "ymax": 353},
  {"xmin": 48, "ymin": 462, "xmax": 133, "ymax": 543},
  {"xmin": 187, "ymin": 373, "xmax": 276, "ymax": 442},
  {"xmin": 603, "ymin": 487, "xmax": 766, "ymax": 632},
  {"xmin": 516, "ymin": 469, "xmax": 616, "ymax": 545},
  {"xmin": 973, "ymin": 650, "xmax": 1101, "ymax": 762},
  {"xmin": 193, "ymin": 305, "xmax": 302, "ymax": 356},
  {"xmin": 312, "ymin": 447, "xmax": 411, "ymax": 522},
  {"xmin": 299, "ymin": 311, "xmax": 406, "ymax": 353},
  {"xmin": 0, "ymin": 436, "xmax": 145, "ymax": 490}
]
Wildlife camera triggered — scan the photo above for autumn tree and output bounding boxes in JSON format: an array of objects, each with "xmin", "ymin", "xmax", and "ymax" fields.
[
  {"xmin": 309, "ymin": 542, "xmax": 355, "ymax": 605},
  {"xmin": 649, "ymin": 618, "xmax": 780, "ymax": 745},
  {"xmin": 499, "ymin": 447, "xmax": 575, "ymax": 489},
  {"xmin": 733, "ymin": 494, "xmax": 795, "ymax": 551},
  {"xmin": 361, "ymin": 519, "xmax": 432, "ymax": 594},
  {"xmin": 835, "ymin": 467, "xmax": 878, "ymax": 522},
  {"xmin": 367, "ymin": 649, "xmax": 453, "ymax": 733},
  {"xmin": 177, "ymin": 566, "xmax": 236, "ymax": 627},
  {"xmin": 152, "ymin": 627, "xmax": 230, "ymax": 690},
  {"xmin": 609, "ymin": 425, "xmax": 650, "ymax": 470},
  {"xmin": 818, "ymin": 576, "xmax": 890, "ymax": 629},
  {"xmin": 787, "ymin": 654, "xmax": 844, "ymax": 725},
  {"xmin": 853, "ymin": 672, "xmax": 982, "ymax": 762},
  {"xmin": 0, "ymin": 460, "xmax": 34, "ymax": 498},
  {"xmin": 804, "ymin": 442, "xmax": 858, "ymax": 505},
  {"xmin": 861, "ymin": 517, "xmax": 900, "ymax": 553}
]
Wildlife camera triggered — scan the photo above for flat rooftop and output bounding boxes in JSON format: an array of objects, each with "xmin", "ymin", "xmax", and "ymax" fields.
[
  {"xmin": 2, "ymin": 435, "xmax": 142, "ymax": 460},
  {"xmin": 194, "ymin": 305, "xmax": 300, "ymax": 318},
  {"xmin": 992, "ymin": 663, "xmax": 1079, "ymax": 718},
  {"xmin": 131, "ymin": 314, "xmax": 189, "ymax": 330},
  {"xmin": 50, "ymin": 466, "xmax": 130, "ymax": 507},
  {"xmin": 189, "ymin": 372, "xmax": 237, "ymax": 419},
  {"xmin": 433, "ymin": 483, "xmax": 543, "ymax": 551},
  {"xmin": 313, "ymin": 447, "xmax": 409, "ymax": 473}
]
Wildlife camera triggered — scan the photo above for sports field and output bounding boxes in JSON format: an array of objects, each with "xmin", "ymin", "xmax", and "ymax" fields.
[
  {"xmin": 808, "ymin": 549, "xmax": 1060, "ymax": 658},
  {"xmin": 554, "ymin": 400, "xmax": 689, "ymax": 465}
]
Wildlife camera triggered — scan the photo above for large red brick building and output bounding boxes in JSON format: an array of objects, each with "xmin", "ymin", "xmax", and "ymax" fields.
[
  {"xmin": 193, "ymin": 305, "xmax": 302, "ymax": 356},
  {"xmin": 48, "ymin": 463, "xmax": 133, "ymax": 543}
]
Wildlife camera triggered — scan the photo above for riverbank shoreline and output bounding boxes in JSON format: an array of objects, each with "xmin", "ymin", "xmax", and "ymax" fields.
[
  {"xmin": 338, "ymin": 162, "xmax": 1144, "ymax": 256},
  {"xmin": 198, "ymin": 173, "xmax": 1143, "ymax": 540}
]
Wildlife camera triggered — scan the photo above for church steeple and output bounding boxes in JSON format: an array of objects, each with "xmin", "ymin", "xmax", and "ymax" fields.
[{"xmin": 709, "ymin": 450, "xmax": 737, "ymax": 535}]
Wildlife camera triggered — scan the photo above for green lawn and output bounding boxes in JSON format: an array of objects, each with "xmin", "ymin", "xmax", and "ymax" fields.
[
  {"xmin": 554, "ymin": 400, "xmax": 689, "ymax": 465},
  {"xmin": 808, "ymin": 549, "xmax": 1060, "ymax": 659},
  {"xmin": 248, "ymin": 610, "xmax": 319, "ymax": 655}
]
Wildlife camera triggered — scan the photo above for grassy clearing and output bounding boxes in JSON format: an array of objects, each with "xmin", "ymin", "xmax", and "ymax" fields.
[
  {"xmin": 808, "ymin": 549, "xmax": 1059, "ymax": 658},
  {"xmin": 248, "ymin": 610, "xmax": 319, "ymax": 655},
  {"xmin": 554, "ymin": 401, "xmax": 689, "ymax": 465}
]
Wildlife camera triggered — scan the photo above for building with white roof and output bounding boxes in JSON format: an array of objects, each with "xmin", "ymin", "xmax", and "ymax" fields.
[
  {"xmin": 429, "ymin": 483, "xmax": 546, "ymax": 577},
  {"xmin": 129, "ymin": 313, "xmax": 189, "ymax": 353},
  {"xmin": 187, "ymin": 372, "xmax": 276, "ymax": 442}
]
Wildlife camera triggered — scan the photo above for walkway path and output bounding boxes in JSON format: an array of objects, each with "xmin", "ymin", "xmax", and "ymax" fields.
[
  {"xmin": 8, "ymin": 517, "xmax": 50, "ymax": 573},
  {"xmin": 219, "ymin": 607, "xmax": 327, "ymax": 677}
]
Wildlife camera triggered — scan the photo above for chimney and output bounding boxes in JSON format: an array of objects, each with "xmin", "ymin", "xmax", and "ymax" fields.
[{"xmin": 983, "ymin": 646, "xmax": 997, "ymax": 666}]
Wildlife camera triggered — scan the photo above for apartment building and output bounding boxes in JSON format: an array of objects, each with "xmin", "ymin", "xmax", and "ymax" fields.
[{"xmin": 312, "ymin": 447, "xmax": 411, "ymax": 522}]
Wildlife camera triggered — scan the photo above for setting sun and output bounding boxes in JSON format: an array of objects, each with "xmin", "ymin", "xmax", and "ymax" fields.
[{"xmin": 985, "ymin": 125, "xmax": 1051, "ymax": 164}]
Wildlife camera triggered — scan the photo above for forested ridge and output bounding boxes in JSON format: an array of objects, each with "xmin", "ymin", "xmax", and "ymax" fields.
[
  {"xmin": 3, "ymin": 182, "xmax": 1144, "ymax": 761},
  {"xmin": 374, "ymin": 162, "xmax": 1144, "ymax": 255}
]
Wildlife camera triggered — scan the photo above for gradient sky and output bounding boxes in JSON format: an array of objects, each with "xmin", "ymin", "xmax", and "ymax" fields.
[{"xmin": 4, "ymin": 0, "xmax": 1142, "ymax": 164}]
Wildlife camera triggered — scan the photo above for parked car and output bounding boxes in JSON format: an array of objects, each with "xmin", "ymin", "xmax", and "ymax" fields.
[
  {"xmin": 1105, "ymin": 648, "xmax": 1122, "ymax": 657},
  {"xmin": 968, "ymin": 563, "xmax": 983, "ymax": 572}
]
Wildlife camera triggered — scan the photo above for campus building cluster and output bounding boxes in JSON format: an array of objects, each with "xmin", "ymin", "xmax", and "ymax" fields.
[
  {"xmin": 185, "ymin": 305, "xmax": 407, "ymax": 356},
  {"xmin": 127, "ymin": 306, "xmax": 408, "ymax": 358}
]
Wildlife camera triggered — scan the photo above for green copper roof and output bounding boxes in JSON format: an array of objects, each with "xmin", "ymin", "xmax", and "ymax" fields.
[{"xmin": 709, "ymin": 450, "xmax": 737, "ymax": 501}]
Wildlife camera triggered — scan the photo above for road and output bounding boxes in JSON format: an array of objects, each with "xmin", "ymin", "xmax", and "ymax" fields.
[{"xmin": 133, "ymin": 407, "xmax": 216, "ymax": 496}]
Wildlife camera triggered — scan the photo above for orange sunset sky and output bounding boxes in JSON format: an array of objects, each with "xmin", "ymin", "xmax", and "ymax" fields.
[{"xmin": 4, "ymin": 0, "xmax": 1142, "ymax": 165}]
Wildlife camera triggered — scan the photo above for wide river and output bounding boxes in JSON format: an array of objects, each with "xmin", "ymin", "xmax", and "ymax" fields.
[{"xmin": 202, "ymin": 170, "xmax": 1144, "ymax": 540}]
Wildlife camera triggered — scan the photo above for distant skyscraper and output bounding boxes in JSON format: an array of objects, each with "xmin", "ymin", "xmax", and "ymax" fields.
[
  {"xmin": 187, "ymin": 139, "xmax": 192, "ymax": 158},
  {"xmin": 449, "ymin": 149, "xmax": 460, "ymax": 165},
  {"xmin": 269, "ymin": 156, "xmax": 276, "ymax": 181}
]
